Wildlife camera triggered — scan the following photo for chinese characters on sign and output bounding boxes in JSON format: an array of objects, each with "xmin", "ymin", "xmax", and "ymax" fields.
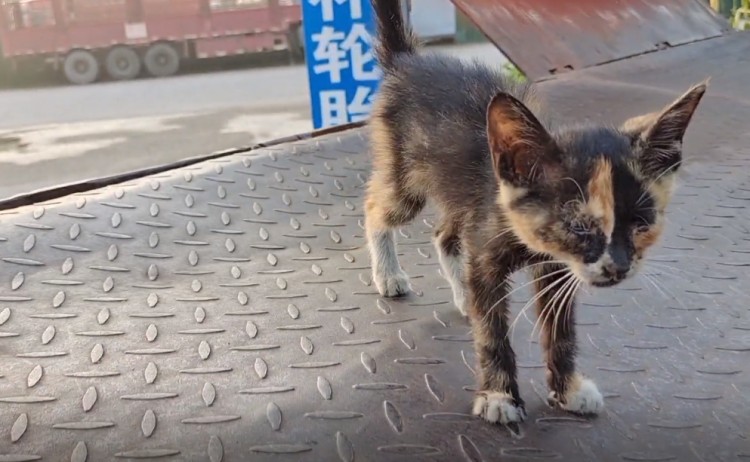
[{"xmin": 303, "ymin": 0, "xmax": 381, "ymax": 129}]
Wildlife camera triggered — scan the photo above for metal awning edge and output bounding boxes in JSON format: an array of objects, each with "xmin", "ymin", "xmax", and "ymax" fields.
[
  {"xmin": 451, "ymin": 0, "xmax": 730, "ymax": 81},
  {"xmin": 0, "ymin": 120, "xmax": 366, "ymax": 212}
]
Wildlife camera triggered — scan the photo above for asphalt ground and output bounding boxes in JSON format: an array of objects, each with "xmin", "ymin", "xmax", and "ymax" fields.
[{"xmin": 0, "ymin": 43, "xmax": 507, "ymax": 201}]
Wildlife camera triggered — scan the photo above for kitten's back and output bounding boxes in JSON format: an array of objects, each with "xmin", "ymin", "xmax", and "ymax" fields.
[{"xmin": 371, "ymin": 6, "xmax": 538, "ymax": 209}]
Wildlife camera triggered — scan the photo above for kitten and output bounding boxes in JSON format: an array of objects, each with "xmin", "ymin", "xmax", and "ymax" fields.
[{"xmin": 364, "ymin": 0, "xmax": 707, "ymax": 424}]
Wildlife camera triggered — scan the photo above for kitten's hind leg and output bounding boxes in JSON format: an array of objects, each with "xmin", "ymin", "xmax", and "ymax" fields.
[
  {"xmin": 532, "ymin": 263, "xmax": 603, "ymax": 415},
  {"xmin": 364, "ymin": 172, "xmax": 425, "ymax": 298},
  {"xmin": 367, "ymin": 227, "xmax": 409, "ymax": 297},
  {"xmin": 434, "ymin": 221, "xmax": 468, "ymax": 316}
]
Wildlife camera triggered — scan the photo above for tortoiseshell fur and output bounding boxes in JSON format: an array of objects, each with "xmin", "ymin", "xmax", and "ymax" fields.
[{"xmin": 365, "ymin": 0, "xmax": 707, "ymax": 425}]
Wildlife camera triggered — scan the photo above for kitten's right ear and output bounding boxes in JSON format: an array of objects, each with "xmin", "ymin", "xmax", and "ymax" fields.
[
  {"xmin": 621, "ymin": 80, "xmax": 707, "ymax": 178},
  {"xmin": 487, "ymin": 92, "xmax": 559, "ymax": 187}
]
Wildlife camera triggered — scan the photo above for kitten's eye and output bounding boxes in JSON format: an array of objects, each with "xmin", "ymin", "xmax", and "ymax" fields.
[
  {"xmin": 632, "ymin": 218, "xmax": 650, "ymax": 233},
  {"xmin": 570, "ymin": 221, "xmax": 592, "ymax": 236}
]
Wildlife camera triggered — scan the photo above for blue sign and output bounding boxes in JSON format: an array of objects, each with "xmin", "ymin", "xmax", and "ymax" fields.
[{"xmin": 302, "ymin": 0, "xmax": 382, "ymax": 129}]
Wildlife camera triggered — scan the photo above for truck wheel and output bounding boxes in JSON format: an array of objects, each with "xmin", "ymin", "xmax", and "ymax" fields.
[
  {"xmin": 105, "ymin": 46, "xmax": 141, "ymax": 80},
  {"xmin": 63, "ymin": 50, "xmax": 99, "ymax": 85},
  {"xmin": 143, "ymin": 43, "xmax": 180, "ymax": 78},
  {"xmin": 287, "ymin": 22, "xmax": 305, "ymax": 62}
]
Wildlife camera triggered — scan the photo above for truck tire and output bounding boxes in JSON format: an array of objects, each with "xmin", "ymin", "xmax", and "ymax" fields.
[
  {"xmin": 287, "ymin": 22, "xmax": 305, "ymax": 62},
  {"xmin": 63, "ymin": 50, "xmax": 99, "ymax": 85},
  {"xmin": 105, "ymin": 46, "xmax": 141, "ymax": 81},
  {"xmin": 143, "ymin": 43, "xmax": 180, "ymax": 78}
]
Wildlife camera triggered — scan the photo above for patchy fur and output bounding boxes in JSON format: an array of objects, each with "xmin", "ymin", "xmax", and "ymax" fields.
[
  {"xmin": 586, "ymin": 158, "xmax": 615, "ymax": 238},
  {"xmin": 365, "ymin": 0, "xmax": 707, "ymax": 424}
]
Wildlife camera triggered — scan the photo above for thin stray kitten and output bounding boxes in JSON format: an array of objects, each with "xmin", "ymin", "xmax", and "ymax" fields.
[{"xmin": 364, "ymin": 0, "xmax": 707, "ymax": 424}]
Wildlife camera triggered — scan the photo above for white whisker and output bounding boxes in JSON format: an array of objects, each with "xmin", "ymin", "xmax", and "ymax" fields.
[
  {"xmin": 552, "ymin": 275, "xmax": 579, "ymax": 343},
  {"xmin": 641, "ymin": 273, "xmax": 670, "ymax": 299},
  {"xmin": 643, "ymin": 270, "xmax": 692, "ymax": 284},
  {"xmin": 523, "ymin": 260, "xmax": 568, "ymax": 271},
  {"xmin": 529, "ymin": 272, "xmax": 575, "ymax": 341},
  {"xmin": 640, "ymin": 273, "xmax": 689, "ymax": 310},
  {"xmin": 562, "ymin": 177, "xmax": 586, "ymax": 204},
  {"xmin": 481, "ymin": 267, "xmax": 570, "ymax": 327},
  {"xmin": 533, "ymin": 276, "xmax": 571, "ymax": 343},
  {"xmin": 508, "ymin": 271, "xmax": 572, "ymax": 343},
  {"xmin": 562, "ymin": 279, "xmax": 580, "ymax": 331},
  {"xmin": 636, "ymin": 160, "xmax": 682, "ymax": 206},
  {"xmin": 483, "ymin": 227, "xmax": 517, "ymax": 248},
  {"xmin": 644, "ymin": 261, "xmax": 705, "ymax": 276}
]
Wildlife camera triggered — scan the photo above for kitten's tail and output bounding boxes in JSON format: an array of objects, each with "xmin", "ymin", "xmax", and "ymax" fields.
[{"xmin": 371, "ymin": 0, "xmax": 416, "ymax": 70}]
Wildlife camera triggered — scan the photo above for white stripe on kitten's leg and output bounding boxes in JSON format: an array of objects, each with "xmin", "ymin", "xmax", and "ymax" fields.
[
  {"xmin": 435, "ymin": 239, "xmax": 468, "ymax": 316},
  {"xmin": 368, "ymin": 228, "xmax": 410, "ymax": 297}
]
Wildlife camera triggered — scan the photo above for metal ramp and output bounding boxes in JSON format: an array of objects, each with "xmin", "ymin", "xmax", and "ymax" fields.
[{"xmin": 2, "ymin": 5, "xmax": 750, "ymax": 462}]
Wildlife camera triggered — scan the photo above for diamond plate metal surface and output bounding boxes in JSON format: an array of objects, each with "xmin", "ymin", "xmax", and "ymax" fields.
[{"xmin": 2, "ymin": 37, "xmax": 750, "ymax": 461}]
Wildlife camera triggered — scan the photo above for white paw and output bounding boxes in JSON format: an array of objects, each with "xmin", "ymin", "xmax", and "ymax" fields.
[
  {"xmin": 374, "ymin": 269, "xmax": 410, "ymax": 297},
  {"xmin": 453, "ymin": 289, "xmax": 468, "ymax": 317},
  {"xmin": 550, "ymin": 374, "xmax": 604, "ymax": 415},
  {"xmin": 472, "ymin": 391, "xmax": 526, "ymax": 424}
]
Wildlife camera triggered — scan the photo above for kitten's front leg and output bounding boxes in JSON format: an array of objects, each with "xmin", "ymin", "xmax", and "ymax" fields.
[
  {"xmin": 467, "ymin": 262, "xmax": 525, "ymax": 425},
  {"xmin": 532, "ymin": 263, "xmax": 603, "ymax": 415}
]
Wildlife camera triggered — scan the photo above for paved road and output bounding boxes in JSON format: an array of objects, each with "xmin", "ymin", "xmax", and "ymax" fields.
[{"xmin": 0, "ymin": 43, "xmax": 506, "ymax": 201}]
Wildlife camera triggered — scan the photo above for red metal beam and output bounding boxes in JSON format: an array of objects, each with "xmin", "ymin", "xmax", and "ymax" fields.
[{"xmin": 452, "ymin": 0, "xmax": 729, "ymax": 81}]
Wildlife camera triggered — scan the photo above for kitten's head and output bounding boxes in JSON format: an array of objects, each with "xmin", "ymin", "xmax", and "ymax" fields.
[{"xmin": 487, "ymin": 82, "xmax": 707, "ymax": 287}]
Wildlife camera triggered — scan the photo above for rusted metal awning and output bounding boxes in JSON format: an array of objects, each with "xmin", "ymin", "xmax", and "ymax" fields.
[{"xmin": 452, "ymin": 0, "xmax": 729, "ymax": 80}]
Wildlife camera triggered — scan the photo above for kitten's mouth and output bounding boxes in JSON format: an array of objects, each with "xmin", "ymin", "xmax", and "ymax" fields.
[
  {"xmin": 567, "ymin": 260, "xmax": 632, "ymax": 288},
  {"xmin": 591, "ymin": 279, "xmax": 620, "ymax": 288}
]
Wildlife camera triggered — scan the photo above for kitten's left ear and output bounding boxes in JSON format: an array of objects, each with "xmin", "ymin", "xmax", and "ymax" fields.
[
  {"xmin": 623, "ymin": 80, "xmax": 708, "ymax": 178},
  {"xmin": 487, "ymin": 92, "xmax": 560, "ymax": 187}
]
